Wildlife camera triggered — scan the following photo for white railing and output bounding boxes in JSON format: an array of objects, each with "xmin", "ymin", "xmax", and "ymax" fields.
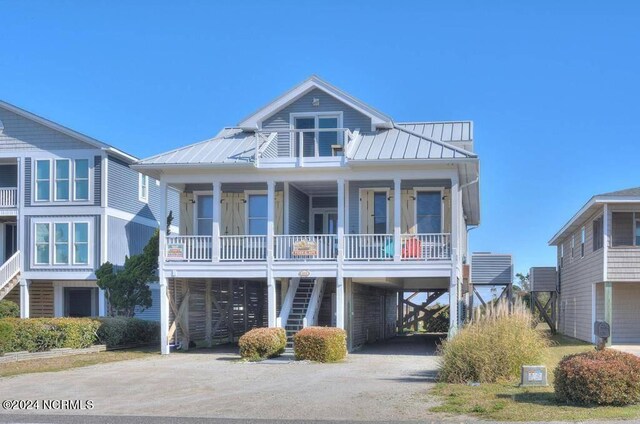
[
  {"xmin": 255, "ymin": 128, "xmax": 360, "ymax": 162},
  {"xmin": 303, "ymin": 277, "xmax": 325, "ymax": 328},
  {"xmin": 274, "ymin": 235, "xmax": 337, "ymax": 261},
  {"xmin": 0, "ymin": 251, "xmax": 20, "ymax": 290},
  {"xmin": 220, "ymin": 235, "xmax": 267, "ymax": 261},
  {"xmin": 276, "ymin": 278, "xmax": 300, "ymax": 328},
  {"xmin": 165, "ymin": 236, "xmax": 212, "ymax": 262},
  {"xmin": 344, "ymin": 234, "xmax": 394, "ymax": 261},
  {"xmin": 400, "ymin": 233, "xmax": 451, "ymax": 260},
  {"xmin": 0, "ymin": 188, "xmax": 17, "ymax": 208}
]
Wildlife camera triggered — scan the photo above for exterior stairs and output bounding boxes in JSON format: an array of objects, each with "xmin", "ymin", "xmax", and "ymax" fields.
[
  {"xmin": 285, "ymin": 279, "xmax": 315, "ymax": 349},
  {"xmin": 0, "ymin": 251, "xmax": 21, "ymax": 302}
]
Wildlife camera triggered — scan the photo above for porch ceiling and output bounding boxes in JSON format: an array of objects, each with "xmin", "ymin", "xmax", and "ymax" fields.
[{"xmin": 291, "ymin": 181, "xmax": 338, "ymax": 196}]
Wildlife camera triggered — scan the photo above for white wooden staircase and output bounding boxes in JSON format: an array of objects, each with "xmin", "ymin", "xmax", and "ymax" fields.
[
  {"xmin": 0, "ymin": 251, "xmax": 20, "ymax": 301},
  {"xmin": 277, "ymin": 277, "xmax": 326, "ymax": 350}
]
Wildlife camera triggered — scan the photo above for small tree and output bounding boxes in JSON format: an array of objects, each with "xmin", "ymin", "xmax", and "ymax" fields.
[{"xmin": 97, "ymin": 212, "xmax": 172, "ymax": 317}]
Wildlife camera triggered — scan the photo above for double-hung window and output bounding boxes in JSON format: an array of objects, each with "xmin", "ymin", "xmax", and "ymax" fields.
[
  {"xmin": 580, "ymin": 227, "xmax": 586, "ymax": 258},
  {"xmin": 247, "ymin": 194, "xmax": 268, "ymax": 235},
  {"xmin": 73, "ymin": 223, "xmax": 89, "ymax": 265},
  {"xmin": 416, "ymin": 191, "xmax": 442, "ymax": 233},
  {"xmin": 54, "ymin": 223, "xmax": 69, "ymax": 264},
  {"xmin": 35, "ymin": 160, "xmax": 51, "ymax": 201},
  {"xmin": 560, "ymin": 244, "xmax": 564, "ymax": 268},
  {"xmin": 373, "ymin": 192, "xmax": 388, "ymax": 234},
  {"xmin": 138, "ymin": 174, "xmax": 149, "ymax": 203},
  {"xmin": 54, "ymin": 160, "xmax": 70, "ymax": 201},
  {"xmin": 35, "ymin": 223, "xmax": 50, "ymax": 264},
  {"xmin": 33, "ymin": 220, "xmax": 90, "ymax": 266},
  {"xmin": 74, "ymin": 159, "xmax": 89, "ymax": 200}
]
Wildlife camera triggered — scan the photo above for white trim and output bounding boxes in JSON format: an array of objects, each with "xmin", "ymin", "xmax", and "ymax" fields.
[
  {"xmin": 283, "ymin": 182, "xmax": 290, "ymax": 235},
  {"xmin": 413, "ymin": 187, "xmax": 445, "ymax": 234},
  {"xmin": 245, "ymin": 190, "xmax": 268, "ymax": 236},
  {"xmin": 591, "ymin": 283, "xmax": 597, "ymax": 344},
  {"xmin": 53, "ymin": 159, "xmax": 71, "ymax": 201},
  {"xmin": 105, "ymin": 207, "xmax": 161, "ymax": 229},
  {"xmin": 30, "ymin": 217, "xmax": 94, "ymax": 270},
  {"xmin": 603, "ymin": 204, "xmax": 609, "ymax": 281},
  {"xmin": 289, "ymin": 111, "xmax": 344, "ymax": 158},
  {"xmin": 193, "ymin": 191, "xmax": 214, "ymax": 236},
  {"xmin": 138, "ymin": 173, "xmax": 149, "ymax": 203},
  {"xmin": 358, "ymin": 187, "xmax": 390, "ymax": 234},
  {"xmin": 309, "ymin": 208, "xmax": 338, "ymax": 234},
  {"xmin": 73, "ymin": 158, "xmax": 90, "ymax": 201},
  {"xmin": 32, "ymin": 156, "xmax": 94, "ymax": 206}
]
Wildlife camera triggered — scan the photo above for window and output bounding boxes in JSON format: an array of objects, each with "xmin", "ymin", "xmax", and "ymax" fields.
[
  {"xmin": 593, "ymin": 217, "xmax": 603, "ymax": 251},
  {"xmin": 35, "ymin": 223, "xmax": 50, "ymax": 264},
  {"xmin": 54, "ymin": 223, "xmax": 69, "ymax": 264},
  {"xmin": 138, "ymin": 174, "xmax": 149, "ymax": 202},
  {"xmin": 74, "ymin": 159, "xmax": 89, "ymax": 200},
  {"xmin": 54, "ymin": 160, "xmax": 70, "ymax": 201},
  {"xmin": 248, "ymin": 194, "xmax": 268, "ymax": 235},
  {"xmin": 611, "ymin": 212, "xmax": 640, "ymax": 247},
  {"xmin": 416, "ymin": 191, "xmax": 442, "ymax": 233},
  {"xmin": 73, "ymin": 223, "xmax": 89, "ymax": 265},
  {"xmin": 293, "ymin": 113, "xmax": 341, "ymax": 158},
  {"xmin": 373, "ymin": 192, "xmax": 388, "ymax": 234},
  {"xmin": 196, "ymin": 195, "xmax": 213, "ymax": 235},
  {"xmin": 571, "ymin": 236, "xmax": 575, "ymax": 258},
  {"xmin": 560, "ymin": 244, "xmax": 564, "ymax": 268},
  {"xmin": 580, "ymin": 226, "xmax": 585, "ymax": 258},
  {"xmin": 35, "ymin": 160, "xmax": 51, "ymax": 201}
]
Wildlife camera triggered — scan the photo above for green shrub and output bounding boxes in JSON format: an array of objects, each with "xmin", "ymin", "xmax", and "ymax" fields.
[
  {"xmin": 554, "ymin": 349, "xmax": 640, "ymax": 406},
  {"xmin": 238, "ymin": 327, "xmax": 286, "ymax": 360},
  {"xmin": 438, "ymin": 299, "xmax": 549, "ymax": 383},
  {"xmin": 0, "ymin": 318, "xmax": 100, "ymax": 354},
  {"xmin": 96, "ymin": 317, "xmax": 159, "ymax": 348},
  {"xmin": 294, "ymin": 326, "xmax": 347, "ymax": 362},
  {"xmin": 0, "ymin": 300, "xmax": 19, "ymax": 318}
]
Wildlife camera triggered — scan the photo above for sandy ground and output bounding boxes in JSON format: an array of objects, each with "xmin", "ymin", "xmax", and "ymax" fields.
[{"xmin": 0, "ymin": 335, "xmax": 444, "ymax": 422}]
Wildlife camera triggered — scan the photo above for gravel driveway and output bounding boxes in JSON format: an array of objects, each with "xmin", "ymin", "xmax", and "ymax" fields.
[{"xmin": 0, "ymin": 335, "xmax": 443, "ymax": 422}]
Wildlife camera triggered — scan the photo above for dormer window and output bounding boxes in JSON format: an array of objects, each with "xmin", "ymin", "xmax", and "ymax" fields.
[{"xmin": 291, "ymin": 113, "xmax": 343, "ymax": 158}]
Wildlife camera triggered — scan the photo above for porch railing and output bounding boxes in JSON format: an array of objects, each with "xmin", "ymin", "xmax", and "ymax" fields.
[
  {"xmin": 255, "ymin": 128, "xmax": 360, "ymax": 163},
  {"xmin": 165, "ymin": 236, "xmax": 211, "ymax": 262},
  {"xmin": 400, "ymin": 233, "xmax": 451, "ymax": 261},
  {"xmin": 344, "ymin": 234, "xmax": 394, "ymax": 261},
  {"xmin": 274, "ymin": 235, "xmax": 337, "ymax": 261},
  {"xmin": 220, "ymin": 235, "xmax": 267, "ymax": 261},
  {"xmin": 0, "ymin": 188, "xmax": 17, "ymax": 208}
]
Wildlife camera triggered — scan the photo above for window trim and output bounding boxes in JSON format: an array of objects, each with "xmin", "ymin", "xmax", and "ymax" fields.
[
  {"xmin": 138, "ymin": 173, "xmax": 149, "ymax": 203},
  {"xmin": 560, "ymin": 243, "xmax": 564, "ymax": 268},
  {"xmin": 289, "ymin": 111, "xmax": 344, "ymax": 157},
  {"xmin": 31, "ymin": 218, "xmax": 93, "ymax": 269},
  {"xmin": 414, "ymin": 187, "xmax": 445, "ymax": 234},
  {"xmin": 73, "ymin": 158, "xmax": 90, "ymax": 201},
  {"xmin": 245, "ymin": 190, "xmax": 268, "ymax": 236},
  {"xmin": 53, "ymin": 222, "xmax": 70, "ymax": 265},
  {"xmin": 611, "ymin": 211, "xmax": 640, "ymax": 248},
  {"xmin": 194, "ymin": 192, "xmax": 214, "ymax": 236},
  {"xmin": 54, "ymin": 159, "xmax": 71, "ymax": 202},
  {"xmin": 34, "ymin": 159, "xmax": 52, "ymax": 202},
  {"xmin": 593, "ymin": 216, "xmax": 604, "ymax": 252},
  {"xmin": 72, "ymin": 222, "xmax": 90, "ymax": 265},
  {"xmin": 34, "ymin": 222, "xmax": 50, "ymax": 265},
  {"xmin": 372, "ymin": 190, "xmax": 389, "ymax": 235},
  {"xmin": 32, "ymin": 156, "xmax": 92, "ymax": 205},
  {"xmin": 580, "ymin": 226, "xmax": 585, "ymax": 258}
]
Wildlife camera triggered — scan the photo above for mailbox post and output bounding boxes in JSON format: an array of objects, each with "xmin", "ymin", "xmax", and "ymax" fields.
[{"xmin": 594, "ymin": 320, "xmax": 611, "ymax": 350}]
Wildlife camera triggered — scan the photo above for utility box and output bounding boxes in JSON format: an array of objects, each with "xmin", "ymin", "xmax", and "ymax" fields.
[{"xmin": 520, "ymin": 365, "xmax": 548, "ymax": 387}]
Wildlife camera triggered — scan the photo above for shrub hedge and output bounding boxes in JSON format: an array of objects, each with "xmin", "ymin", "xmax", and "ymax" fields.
[
  {"xmin": 96, "ymin": 317, "xmax": 159, "ymax": 348},
  {"xmin": 0, "ymin": 300, "xmax": 19, "ymax": 319},
  {"xmin": 238, "ymin": 327, "xmax": 286, "ymax": 360},
  {"xmin": 293, "ymin": 326, "xmax": 347, "ymax": 362},
  {"xmin": 438, "ymin": 299, "xmax": 549, "ymax": 383},
  {"xmin": 0, "ymin": 318, "xmax": 100, "ymax": 354},
  {"xmin": 554, "ymin": 349, "xmax": 640, "ymax": 406}
]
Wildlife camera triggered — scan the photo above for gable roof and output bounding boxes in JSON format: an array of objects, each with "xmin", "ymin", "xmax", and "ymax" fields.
[
  {"xmin": 0, "ymin": 100, "xmax": 138, "ymax": 163},
  {"xmin": 549, "ymin": 186, "xmax": 640, "ymax": 245},
  {"xmin": 237, "ymin": 75, "xmax": 393, "ymax": 130}
]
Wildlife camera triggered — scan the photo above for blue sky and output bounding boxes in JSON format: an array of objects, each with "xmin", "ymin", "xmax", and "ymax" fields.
[{"xmin": 1, "ymin": 1, "xmax": 639, "ymax": 276}]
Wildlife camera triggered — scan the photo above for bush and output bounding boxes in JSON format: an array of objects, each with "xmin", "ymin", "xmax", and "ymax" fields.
[
  {"xmin": 0, "ymin": 318, "xmax": 100, "ymax": 354},
  {"xmin": 554, "ymin": 349, "xmax": 640, "ymax": 406},
  {"xmin": 238, "ymin": 327, "xmax": 286, "ymax": 360},
  {"xmin": 96, "ymin": 317, "xmax": 159, "ymax": 348},
  {"xmin": 0, "ymin": 300, "xmax": 19, "ymax": 318},
  {"xmin": 294, "ymin": 327, "xmax": 347, "ymax": 362},
  {"xmin": 438, "ymin": 299, "xmax": 549, "ymax": 383}
]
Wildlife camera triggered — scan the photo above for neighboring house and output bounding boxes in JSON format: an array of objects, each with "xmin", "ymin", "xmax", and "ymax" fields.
[
  {"xmin": 134, "ymin": 76, "xmax": 480, "ymax": 354},
  {"xmin": 549, "ymin": 187, "xmax": 640, "ymax": 345},
  {"xmin": 0, "ymin": 100, "xmax": 179, "ymax": 318}
]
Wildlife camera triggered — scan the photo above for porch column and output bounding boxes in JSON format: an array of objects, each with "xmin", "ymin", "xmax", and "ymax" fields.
[
  {"xmin": 393, "ymin": 178, "xmax": 402, "ymax": 262},
  {"xmin": 336, "ymin": 274, "xmax": 345, "ymax": 329},
  {"xmin": 159, "ymin": 181, "xmax": 167, "ymax": 266},
  {"xmin": 604, "ymin": 281, "xmax": 612, "ymax": 347},
  {"xmin": 267, "ymin": 180, "xmax": 277, "ymax": 327},
  {"xmin": 212, "ymin": 181, "xmax": 221, "ymax": 262},
  {"xmin": 337, "ymin": 179, "xmax": 345, "ymax": 259},
  {"xmin": 158, "ymin": 180, "xmax": 170, "ymax": 354},
  {"xmin": 19, "ymin": 278, "xmax": 29, "ymax": 318},
  {"xmin": 336, "ymin": 179, "xmax": 345, "ymax": 330},
  {"xmin": 448, "ymin": 175, "xmax": 461, "ymax": 336}
]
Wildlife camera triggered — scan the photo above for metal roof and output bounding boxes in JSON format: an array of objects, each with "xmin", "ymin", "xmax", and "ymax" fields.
[
  {"xmin": 598, "ymin": 187, "xmax": 640, "ymax": 197},
  {"xmin": 139, "ymin": 129, "xmax": 256, "ymax": 166},
  {"xmin": 396, "ymin": 121, "xmax": 473, "ymax": 143}
]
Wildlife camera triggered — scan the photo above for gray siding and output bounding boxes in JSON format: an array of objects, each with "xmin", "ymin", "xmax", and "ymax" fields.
[
  {"xmin": 288, "ymin": 185, "xmax": 309, "ymax": 234},
  {"xmin": 107, "ymin": 216, "xmax": 157, "ymax": 267},
  {"xmin": 0, "ymin": 107, "xmax": 92, "ymax": 151},
  {"xmin": 107, "ymin": 156, "xmax": 158, "ymax": 221},
  {"xmin": 471, "ymin": 254, "xmax": 513, "ymax": 285},
  {"xmin": 557, "ymin": 209, "xmax": 604, "ymax": 342},
  {"xmin": 262, "ymin": 88, "xmax": 372, "ymax": 157},
  {"xmin": 0, "ymin": 165, "xmax": 17, "ymax": 188},
  {"xmin": 530, "ymin": 267, "xmax": 557, "ymax": 292},
  {"xmin": 312, "ymin": 196, "xmax": 337, "ymax": 209},
  {"xmin": 134, "ymin": 284, "xmax": 161, "ymax": 322},
  {"xmin": 607, "ymin": 205, "xmax": 640, "ymax": 281},
  {"xmin": 24, "ymin": 215, "xmax": 100, "ymax": 272}
]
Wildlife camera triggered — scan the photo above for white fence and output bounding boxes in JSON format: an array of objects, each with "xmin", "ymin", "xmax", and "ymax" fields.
[
  {"xmin": 400, "ymin": 233, "xmax": 451, "ymax": 260},
  {"xmin": 344, "ymin": 234, "xmax": 394, "ymax": 261},
  {"xmin": 220, "ymin": 235, "xmax": 267, "ymax": 261},
  {"xmin": 0, "ymin": 188, "xmax": 17, "ymax": 208},
  {"xmin": 165, "ymin": 236, "xmax": 211, "ymax": 262},
  {"xmin": 274, "ymin": 235, "xmax": 337, "ymax": 261}
]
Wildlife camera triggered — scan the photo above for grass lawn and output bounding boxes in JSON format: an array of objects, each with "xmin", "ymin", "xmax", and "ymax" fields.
[
  {"xmin": 431, "ymin": 331, "xmax": 640, "ymax": 421},
  {"xmin": 0, "ymin": 348, "xmax": 158, "ymax": 378}
]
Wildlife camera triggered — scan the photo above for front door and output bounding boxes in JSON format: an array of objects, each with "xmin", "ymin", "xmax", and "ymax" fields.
[{"xmin": 312, "ymin": 210, "xmax": 338, "ymax": 235}]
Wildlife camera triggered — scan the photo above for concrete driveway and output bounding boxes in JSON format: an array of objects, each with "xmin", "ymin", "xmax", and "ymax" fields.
[{"xmin": 0, "ymin": 335, "xmax": 443, "ymax": 422}]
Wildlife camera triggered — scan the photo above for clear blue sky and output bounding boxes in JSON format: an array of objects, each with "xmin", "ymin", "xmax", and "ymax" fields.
[{"xmin": 1, "ymin": 1, "xmax": 639, "ymax": 276}]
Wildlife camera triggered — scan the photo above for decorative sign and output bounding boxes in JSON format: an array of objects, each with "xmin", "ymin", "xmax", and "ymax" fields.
[
  {"xmin": 299, "ymin": 270, "xmax": 311, "ymax": 278},
  {"xmin": 520, "ymin": 365, "xmax": 548, "ymax": 387},
  {"xmin": 292, "ymin": 239, "xmax": 318, "ymax": 257},
  {"xmin": 166, "ymin": 243, "xmax": 185, "ymax": 260}
]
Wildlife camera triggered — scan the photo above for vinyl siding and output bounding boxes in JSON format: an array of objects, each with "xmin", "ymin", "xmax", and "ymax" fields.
[
  {"xmin": 610, "ymin": 283, "xmax": 640, "ymax": 343},
  {"xmin": 0, "ymin": 107, "xmax": 92, "ymax": 151},
  {"xmin": 607, "ymin": 204, "xmax": 640, "ymax": 281},
  {"xmin": 557, "ymin": 209, "xmax": 604, "ymax": 342},
  {"xmin": 107, "ymin": 216, "xmax": 157, "ymax": 267},
  {"xmin": 261, "ymin": 88, "xmax": 372, "ymax": 157},
  {"xmin": 0, "ymin": 165, "xmax": 17, "ymax": 188},
  {"xmin": 471, "ymin": 254, "xmax": 513, "ymax": 285},
  {"xmin": 134, "ymin": 284, "xmax": 160, "ymax": 321},
  {"xmin": 107, "ymin": 155, "xmax": 158, "ymax": 221},
  {"xmin": 288, "ymin": 184, "xmax": 309, "ymax": 234}
]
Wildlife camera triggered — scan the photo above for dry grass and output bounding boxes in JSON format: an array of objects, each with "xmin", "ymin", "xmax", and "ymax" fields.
[
  {"xmin": 0, "ymin": 348, "xmax": 157, "ymax": 378},
  {"xmin": 431, "ymin": 331, "xmax": 640, "ymax": 421}
]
